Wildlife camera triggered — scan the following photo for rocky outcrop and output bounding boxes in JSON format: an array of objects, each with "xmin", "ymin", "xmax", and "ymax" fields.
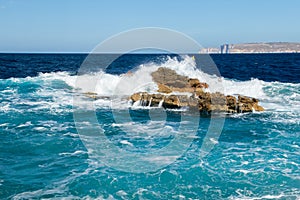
[
  {"xmin": 130, "ymin": 67, "xmax": 264, "ymax": 113},
  {"xmin": 237, "ymin": 95, "xmax": 264, "ymax": 112},
  {"xmin": 151, "ymin": 67, "xmax": 208, "ymax": 94},
  {"xmin": 130, "ymin": 92, "xmax": 264, "ymax": 113}
]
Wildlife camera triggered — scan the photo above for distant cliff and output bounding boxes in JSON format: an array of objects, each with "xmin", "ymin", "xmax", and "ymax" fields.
[{"xmin": 200, "ymin": 42, "xmax": 300, "ymax": 54}]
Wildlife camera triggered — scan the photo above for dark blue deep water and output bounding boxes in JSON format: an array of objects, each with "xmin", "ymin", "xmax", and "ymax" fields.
[
  {"xmin": 0, "ymin": 53, "xmax": 299, "ymax": 199},
  {"xmin": 1, "ymin": 53, "xmax": 300, "ymax": 83}
]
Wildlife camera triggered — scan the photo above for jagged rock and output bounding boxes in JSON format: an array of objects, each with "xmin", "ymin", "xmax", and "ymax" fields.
[
  {"xmin": 188, "ymin": 78, "xmax": 201, "ymax": 88},
  {"xmin": 210, "ymin": 92, "xmax": 227, "ymax": 112},
  {"xmin": 130, "ymin": 92, "xmax": 142, "ymax": 102},
  {"xmin": 130, "ymin": 67, "xmax": 265, "ymax": 113},
  {"xmin": 211, "ymin": 92, "xmax": 226, "ymax": 105},
  {"xmin": 166, "ymin": 80, "xmax": 187, "ymax": 88},
  {"xmin": 188, "ymin": 78, "xmax": 209, "ymax": 89},
  {"xmin": 152, "ymin": 67, "xmax": 208, "ymax": 93},
  {"xmin": 157, "ymin": 83, "xmax": 172, "ymax": 93},
  {"xmin": 238, "ymin": 95, "xmax": 258, "ymax": 104},
  {"xmin": 151, "ymin": 67, "xmax": 189, "ymax": 85},
  {"xmin": 197, "ymin": 91, "xmax": 212, "ymax": 111},
  {"xmin": 226, "ymin": 95, "xmax": 237, "ymax": 112},
  {"xmin": 130, "ymin": 92, "xmax": 264, "ymax": 113},
  {"xmin": 237, "ymin": 95, "xmax": 264, "ymax": 112},
  {"xmin": 85, "ymin": 67, "xmax": 264, "ymax": 113},
  {"xmin": 253, "ymin": 104, "xmax": 265, "ymax": 112},
  {"xmin": 163, "ymin": 95, "xmax": 182, "ymax": 108}
]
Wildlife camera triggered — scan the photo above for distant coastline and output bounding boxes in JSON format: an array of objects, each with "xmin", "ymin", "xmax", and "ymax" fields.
[
  {"xmin": 200, "ymin": 42, "xmax": 300, "ymax": 54},
  {"xmin": 1, "ymin": 42, "xmax": 300, "ymax": 54}
]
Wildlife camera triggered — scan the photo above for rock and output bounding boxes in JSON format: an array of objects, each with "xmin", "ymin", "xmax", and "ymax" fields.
[
  {"xmin": 129, "ymin": 67, "xmax": 264, "ymax": 113},
  {"xmin": 157, "ymin": 83, "xmax": 172, "ymax": 93},
  {"xmin": 167, "ymin": 86, "xmax": 195, "ymax": 93},
  {"xmin": 237, "ymin": 95, "xmax": 265, "ymax": 112},
  {"xmin": 151, "ymin": 67, "xmax": 189, "ymax": 86},
  {"xmin": 130, "ymin": 92, "xmax": 142, "ymax": 102},
  {"xmin": 209, "ymin": 92, "xmax": 227, "ymax": 112},
  {"xmin": 238, "ymin": 95, "xmax": 258, "ymax": 104},
  {"xmin": 163, "ymin": 95, "xmax": 181, "ymax": 108},
  {"xmin": 152, "ymin": 67, "xmax": 208, "ymax": 93},
  {"xmin": 188, "ymin": 78, "xmax": 200, "ymax": 88},
  {"xmin": 226, "ymin": 95, "xmax": 237, "ymax": 112},
  {"xmin": 130, "ymin": 92, "xmax": 264, "ymax": 113},
  {"xmin": 188, "ymin": 78, "xmax": 209, "ymax": 89},
  {"xmin": 151, "ymin": 94, "xmax": 164, "ymax": 106},
  {"xmin": 253, "ymin": 104, "xmax": 265, "ymax": 112},
  {"xmin": 166, "ymin": 80, "xmax": 188, "ymax": 88},
  {"xmin": 197, "ymin": 91, "xmax": 212, "ymax": 111},
  {"xmin": 200, "ymin": 82, "xmax": 209, "ymax": 89},
  {"xmin": 211, "ymin": 92, "xmax": 226, "ymax": 105}
]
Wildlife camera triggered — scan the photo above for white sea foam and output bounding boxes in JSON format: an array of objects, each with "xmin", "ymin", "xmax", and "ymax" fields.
[
  {"xmin": 3, "ymin": 55, "xmax": 299, "ymax": 200},
  {"xmin": 111, "ymin": 121, "xmax": 174, "ymax": 137},
  {"xmin": 228, "ymin": 193, "xmax": 300, "ymax": 200},
  {"xmin": 0, "ymin": 123, "xmax": 9, "ymax": 127},
  {"xmin": 120, "ymin": 140, "xmax": 134, "ymax": 147},
  {"xmin": 16, "ymin": 121, "xmax": 32, "ymax": 128},
  {"xmin": 33, "ymin": 127, "xmax": 48, "ymax": 131},
  {"xmin": 66, "ymin": 55, "xmax": 298, "ymax": 114},
  {"xmin": 116, "ymin": 190, "xmax": 128, "ymax": 197},
  {"xmin": 59, "ymin": 150, "xmax": 87, "ymax": 156},
  {"xmin": 1, "ymin": 55, "xmax": 299, "ymax": 115}
]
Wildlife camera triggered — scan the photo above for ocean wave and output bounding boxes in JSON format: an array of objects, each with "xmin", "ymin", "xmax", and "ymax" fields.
[
  {"xmin": 0, "ymin": 55, "xmax": 299, "ymax": 116},
  {"xmin": 1, "ymin": 55, "xmax": 299, "ymax": 199}
]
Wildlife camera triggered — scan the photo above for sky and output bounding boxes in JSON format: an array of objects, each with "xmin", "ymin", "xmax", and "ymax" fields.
[{"xmin": 0, "ymin": 0, "xmax": 300, "ymax": 52}]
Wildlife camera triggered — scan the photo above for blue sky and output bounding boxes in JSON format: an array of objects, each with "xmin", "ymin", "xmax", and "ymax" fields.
[{"xmin": 0, "ymin": 0, "xmax": 300, "ymax": 52}]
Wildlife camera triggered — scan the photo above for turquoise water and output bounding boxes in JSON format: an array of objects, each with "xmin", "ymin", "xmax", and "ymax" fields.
[{"xmin": 0, "ymin": 54, "xmax": 299, "ymax": 199}]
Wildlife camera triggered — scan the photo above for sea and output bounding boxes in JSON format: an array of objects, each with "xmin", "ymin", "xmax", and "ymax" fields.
[{"xmin": 0, "ymin": 53, "xmax": 299, "ymax": 199}]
